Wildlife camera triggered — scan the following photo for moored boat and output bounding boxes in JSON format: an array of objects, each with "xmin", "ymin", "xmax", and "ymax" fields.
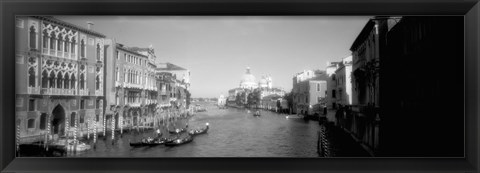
[
  {"xmin": 164, "ymin": 135, "xmax": 193, "ymax": 147},
  {"xmin": 188, "ymin": 123, "xmax": 209, "ymax": 136},
  {"xmin": 253, "ymin": 111, "xmax": 261, "ymax": 117},
  {"xmin": 129, "ymin": 137, "xmax": 169, "ymax": 147},
  {"xmin": 168, "ymin": 128, "xmax": 187, "ymax": 134}
]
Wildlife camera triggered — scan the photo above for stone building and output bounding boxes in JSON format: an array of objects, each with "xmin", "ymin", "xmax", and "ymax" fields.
[
  {"xmin": 334, "ymin": 56, "xmax": 353, "ymax": 106},
  {"xmin": 292, "ymin": 70, "xmax": 328, "ymax": 115},
  {"xmin": 15, "ymin": 16, "xmax": 107, "ymax": 143}
]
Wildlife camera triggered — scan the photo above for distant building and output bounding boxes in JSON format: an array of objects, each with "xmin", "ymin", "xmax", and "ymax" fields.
[
  {"xmin": 334, "ymin": 56, "xmax": 353, "ymax": 106},
  {"xmin": 218, "ymin": 94, "xmax": 226, "ymax": 106},
  {"xmin": 239, "ymin": 67, "xmax": 257, "ymax": 90},
  {"xmin": 156, "ymin": 63, "xmax": 190, "ymax": 109},
  {"xmin": 326, "ymin": 61, "xmax": 342, "ymax": 109},
  {"xmin": 156, "ymin": 62, "xmax": 190, "ymax": 90},
  {"xmin": 258, "ymin": 75, "xmax": 272, "ymax": 89},
  {"xmin": 292, "ymin": 70, "xmax": 328, "ymax": 115}
]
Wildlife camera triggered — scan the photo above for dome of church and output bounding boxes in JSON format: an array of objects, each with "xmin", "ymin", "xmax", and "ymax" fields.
[
  {"xmin": 240, "ymin": 67, "xmax": 257, "ymax": 89},
  {"xmin": 241, "ymin": 74, "xmax": 256, "ymax": 84}
]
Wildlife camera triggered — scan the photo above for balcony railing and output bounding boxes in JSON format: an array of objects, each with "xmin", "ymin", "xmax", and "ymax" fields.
[
  {"xmin": 115, "ymin": 81, "xmax": 122, "ymax": 87},
  {"xmin": 95, "ymin": 90, "xmax": 103, "ymax": 96},
  {"xmin": 129, "ymin": 102, "xmax": 141, "ymax": 107},
  {"xmin": 27, "ymin": 86, "xmax": 40, "ymax": 95},
  {"xmin": 40, "ymin": 88, "xmax": 77, "ymax": 96},
  {"xmin": 79, "ymin": 89, "xmax": 89, "ymax": 96},
  {"xmin": 124, "ymin": 83, "xmax": 143, "ymax": 89},
  {"xmin": 49, "ymin": 49, "xmax": 55, "ymax": 56}
]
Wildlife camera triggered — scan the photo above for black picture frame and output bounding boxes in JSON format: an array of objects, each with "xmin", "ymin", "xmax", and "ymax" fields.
[{"xmin": 1, "ymin": 0, "xmax": 478, "ymax": 172}]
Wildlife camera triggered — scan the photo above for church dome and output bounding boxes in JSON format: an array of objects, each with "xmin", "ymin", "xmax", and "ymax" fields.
[{"xmin": 240, "ymin": 67, "xmax": 257, "ymax": 89}]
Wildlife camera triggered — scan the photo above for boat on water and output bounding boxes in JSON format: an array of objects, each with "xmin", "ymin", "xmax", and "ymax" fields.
[
  {"xmin": 129, "ymin": 137, "xmax": 169, "ymax": 147},
  {"xmin": 168, "ymin": 128, "xmax": 187, "ymax": 134},
  {"xmin": 188, "ymin": 123, "xmax": 209, "ymax": 136},
  {"xmin": 286, "ymin": 114, "xmax": 304, "ymax": 119},
  {"xmin": 50, "ymin": 139, "xmax": 91, "ymax": 152},
  {"xmin": 253, "ymin": 111, "xmax": 261, "ymax": 117},
  {"xmin": 164, "ymin": 135, "xmax": 194, "ymax": 147}
]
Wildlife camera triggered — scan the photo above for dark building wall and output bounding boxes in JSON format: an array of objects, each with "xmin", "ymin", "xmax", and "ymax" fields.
[{"xmin": 381, "ymin": 16, "xmax": 464, "ymax": 157}]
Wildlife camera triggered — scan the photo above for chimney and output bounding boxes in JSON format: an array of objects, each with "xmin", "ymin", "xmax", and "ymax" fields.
[{"xmin": 86, "ymin": 21, "xmax": 94, "ymax": 30}]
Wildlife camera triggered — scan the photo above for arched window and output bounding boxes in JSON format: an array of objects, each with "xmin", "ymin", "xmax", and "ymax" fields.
[
  {"xmin": 71, "ymin": 38, "xmax": 76, "ymax": 54},
  {"xmin": 56, "ymin": 72, "xmax": 63, "ymax": 89},
  {"xmin": 57, "ymin": 34, "xmax": 63, "ymax": 52},
  {"xmin": 96, "ymin": 43, "xmax": 101, "ymax": 61},
  {"xmin": 70, "ymin": 112, "xmax": 76, "ymax": 127},
  {"xmin": 80, "ymin": 39, "xmax": 85, "ymax": 58},
  {"xmin": 28, "ymin": 67, "xmax": 36, "ymax": 87},
  {"xmin": 49, "ymin": 33, "xmax": 56, "ymax": 51},
  {"xmin": 29, "ymin": 26, "xmax": 36, "ymax": 49},
  {"xmin": 79, "ymin": 73, "xmax": 85, "ymax": 89},
  {"xmin": 42, "ymin": 30, "xmax": 48, "ymax": 49},
  {"xmin": 64, "ymin": 37, "xmax": 70, "ymax": 56},
  {"xmin": 41, "ymin": 70, "xmax": 48, "ymax": 88},
  {"xmin": 39, "ymin": 113, "xmax": 47, "ymax": 130},
  {"xmin": 70, "ymin": 74, "xmax": 76, "ymax": 89},
  {"xmin": 96, "ymin": 75, "xmax": 100, "ymax": 90},
  {"xmin": 49, "ymin": 71, "xmax": 55, "ymax": 88},
  {"xmin": 64, "ymin": 73, "xmax": 70, "ymax": 89}
]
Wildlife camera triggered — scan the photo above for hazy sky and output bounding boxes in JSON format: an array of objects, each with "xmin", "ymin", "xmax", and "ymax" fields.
[{"xmin": 56, "ymin": 16, "xmax": 370, "ymax": 98}]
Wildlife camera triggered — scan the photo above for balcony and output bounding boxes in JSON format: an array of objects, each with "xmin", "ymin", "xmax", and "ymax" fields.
[
  {"xmin": 79, "ymin": 89, "xmax": 89, "ymax": 96},
  {"xmin": 64, "ymin": 52, "xmax": 69, "ymax": 58},
  {"xmin": 49, "ymin": 49, "xmax": 55, "ymax": 56},
  {"xmin": 95, "ymin": 90, "xmax": 103, "ymax": 96},
  {"xmin": 40, "ymin": 88, "xmax": 76, "ymax": 96},
  {"xmin": 57, "ymin": 51, "xmax": 63, "ymax": 58},
  {"xmin": 115, "ymin": 81, "xmax": 122, "ymax": 87},
  {"xmin": 129, "ymin": 102, "xmax": 141, "ymax": 107},
  {"xmin": 124, "ymin": 83, "xmax": 143, "ymax": 90},
  {"xmin": 27, "ymin": 86, "xmax": 40, "ymax": 95}
]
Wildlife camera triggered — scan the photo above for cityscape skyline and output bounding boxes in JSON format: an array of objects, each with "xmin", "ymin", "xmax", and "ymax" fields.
[{"xmin": 55, "ymin": 16, "xmax": 370, "ymax": 98}]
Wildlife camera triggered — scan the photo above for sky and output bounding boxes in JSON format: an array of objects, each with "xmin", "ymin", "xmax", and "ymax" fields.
[{"xmin": 56, "ymin": 16, "xmax": 370, "ymax": 98}]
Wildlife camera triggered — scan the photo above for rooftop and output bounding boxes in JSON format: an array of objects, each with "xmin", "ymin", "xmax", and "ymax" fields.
[
  {"xmin": 156, "ymin": 63, "xmax": 187, "ymax": 71},
  {"xmin": 34, "ymin": 16, "xmax": 106, "ymax": 38}
]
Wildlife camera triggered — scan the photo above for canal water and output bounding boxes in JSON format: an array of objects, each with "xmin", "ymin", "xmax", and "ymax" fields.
[{"xmin": 73, "ymin": 102, "xmax": 321, "ymax": 157}]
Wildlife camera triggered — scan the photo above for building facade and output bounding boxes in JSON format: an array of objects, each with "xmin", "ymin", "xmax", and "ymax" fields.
[
  {"xmin": 325, "ymin": 61, "xmax": 341, "ymax": 109},
  {"xmin": 15, "ymin": 16, "xmax": 106, "ymax": 143},
  {"xmin": 334, "ymin": 56, "xmax": 353, "ymax": 106},
  {"xmin": 108, "ymin": 43, "xmax": 155, "ymax": 131},
  {"xmin": 156, "ymin": 63, "xmax": 190, "ymax": 109},
  {"xmin": 292, "ymin": 70, "xmax": 328, "ymax": 115}
]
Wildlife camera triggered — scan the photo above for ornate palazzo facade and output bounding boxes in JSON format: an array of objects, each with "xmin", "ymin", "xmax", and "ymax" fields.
[{"xmin": 15, "ymin": 16, "xmax": 106, "ymax": 143}]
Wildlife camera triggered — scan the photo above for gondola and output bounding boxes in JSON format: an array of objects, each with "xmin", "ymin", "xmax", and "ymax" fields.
[
  {"xmin": 164, "ymin": 135, "xmax": 194, "ymax": 147},
  {"xmin": 188, "ymin": 123, "xmax": 209, "ymax": 136},
  {"xmin": 129, "ymin": 137, "xmax": 168, "ymax": 147},
  {"xmin": 168, "ymin": 128, "xmax": 187, "ymax": 134},
  {"xmin": 253, "ymin": 111, "xmax": 261, "ymax": 117}
]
